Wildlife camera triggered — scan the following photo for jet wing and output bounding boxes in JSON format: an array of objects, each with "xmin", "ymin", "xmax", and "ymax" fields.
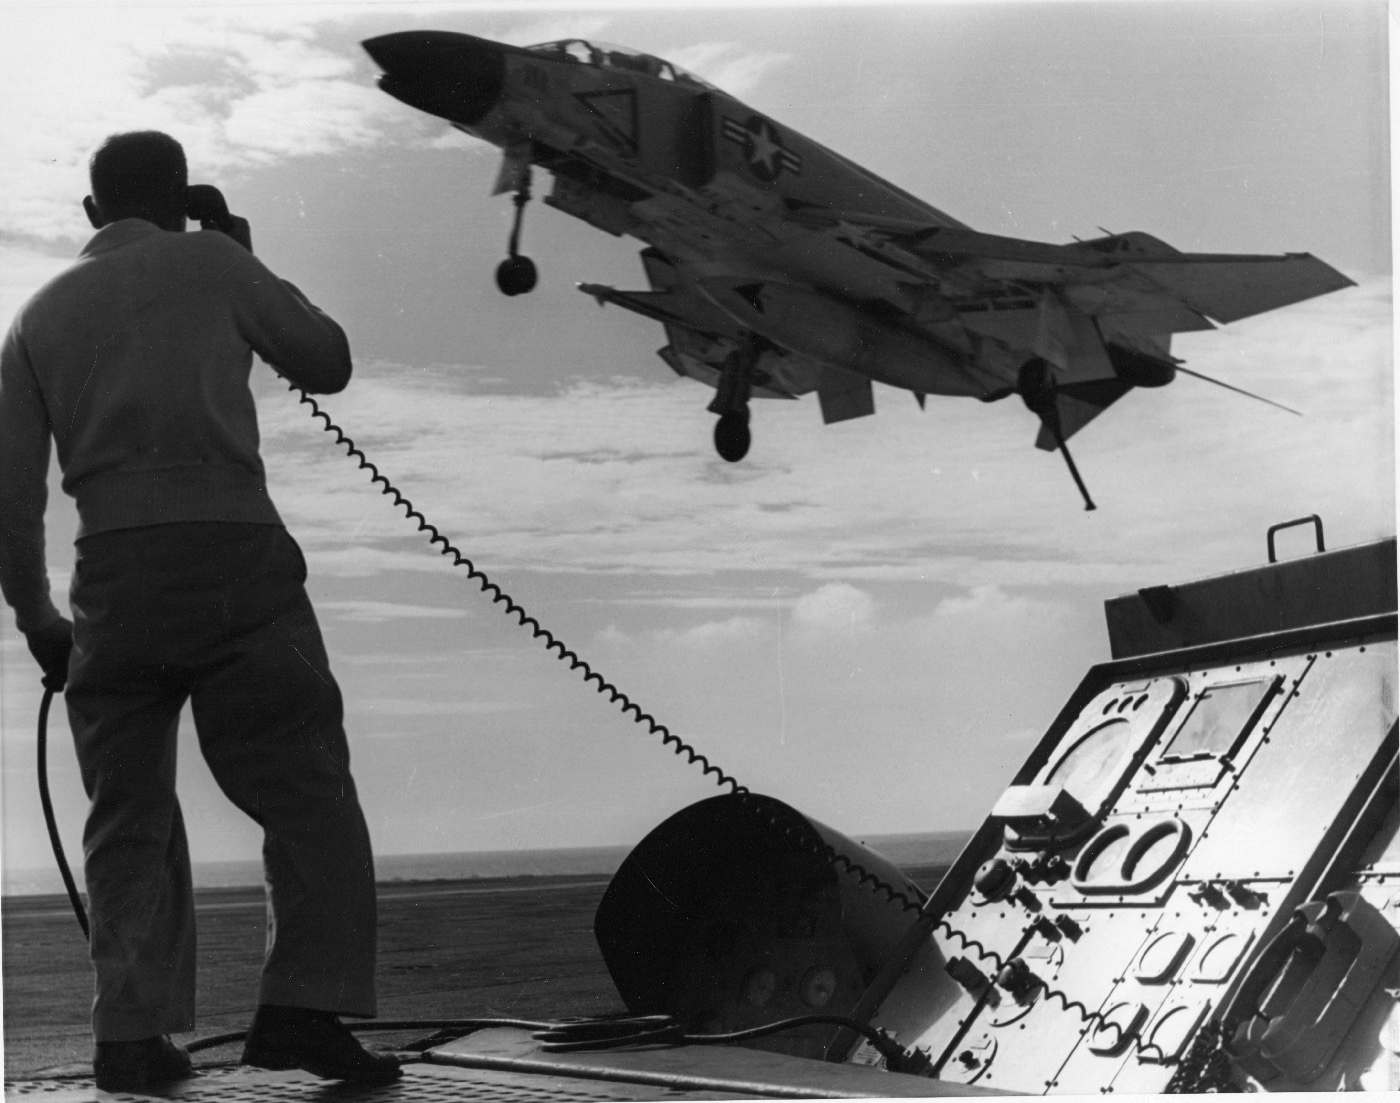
[
  {"xmin": 785, "ymin": 206, "xmax": 1354, "ymax": 331},
  {"xmin": 1121, "ymin": 253, "xmax": 1354, "ymax": 324}
]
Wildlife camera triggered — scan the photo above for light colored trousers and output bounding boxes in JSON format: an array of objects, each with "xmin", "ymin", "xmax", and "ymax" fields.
[{"xmin": 65, "ymin": 522, "xmax": 378, "ymax": 1042}]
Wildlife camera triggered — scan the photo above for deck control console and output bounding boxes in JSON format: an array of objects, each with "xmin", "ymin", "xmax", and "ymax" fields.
[{"xmin": 845, "ymin": 535, "xmax": 1398, "ymax": 1093}]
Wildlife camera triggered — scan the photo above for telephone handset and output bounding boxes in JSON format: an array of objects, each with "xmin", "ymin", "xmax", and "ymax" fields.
[
  {"xmin": 1224, "ymin": 891, "xmax": 1399, "ymax": 1084},
  {"xmin": 186, "ymin": 184, "xmax": 252, "ymax": 253}
]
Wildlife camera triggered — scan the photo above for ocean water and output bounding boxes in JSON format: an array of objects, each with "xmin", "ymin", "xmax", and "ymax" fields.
[{"xmin": 2, "ymin": 831, "xmax": 972, "ymax": 896}]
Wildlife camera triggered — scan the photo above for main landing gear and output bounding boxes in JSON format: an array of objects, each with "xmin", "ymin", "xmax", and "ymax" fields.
[
  {"xmin": 495, "ymin": 172, "xmax": 538, "ymax": 297},
  {"xmin": 708, "ymin": 344, "xmax": 759, "ymax": 462},
  {"xmin": 1019, "ymin": 358, "xmax": 1097, "ymax": 512}
]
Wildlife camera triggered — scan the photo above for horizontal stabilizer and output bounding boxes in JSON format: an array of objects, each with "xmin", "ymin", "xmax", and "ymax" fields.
[
  {"xmin": 1132, "ymin": 253, "xmax": 1354, "ymax": 324},
  {"xmin": 1035, "ymin": 378, "xmax": 1133, "ymax": 451},
  {"xmin": 817, "ymin": 364, "xmax": 874, "ymax": 424}
]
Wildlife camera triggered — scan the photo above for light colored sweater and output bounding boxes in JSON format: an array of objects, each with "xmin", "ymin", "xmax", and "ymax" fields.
[{"xmin": 0, "ymin": 218, "xmax": 352, "ymax": 633}]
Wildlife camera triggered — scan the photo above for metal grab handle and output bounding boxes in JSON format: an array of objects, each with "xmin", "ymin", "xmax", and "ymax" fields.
[
  {"xmin": 1219, "ymin": 909, "xmax": 1315, "ymax": 1031},
  {"xmin": 1267, "ymin": 515, "xmax": 1324, "ymax": 563}
]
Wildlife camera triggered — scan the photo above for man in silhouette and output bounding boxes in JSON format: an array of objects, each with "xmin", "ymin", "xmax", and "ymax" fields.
[{"xmin": 0, "ymin": 131, "xmax": 399, "ymax": 1091}]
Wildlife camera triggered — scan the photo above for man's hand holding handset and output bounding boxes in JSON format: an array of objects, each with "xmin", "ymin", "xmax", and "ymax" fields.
[{"xmin": 186, "ymin": 184, "xmax": 252, "ymax": 253}]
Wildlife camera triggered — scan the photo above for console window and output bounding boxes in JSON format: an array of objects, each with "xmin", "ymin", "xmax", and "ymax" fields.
[
  {"xmin": 1045, "ymin": 719, "xmax": 1133, "ymax": 803},
  {"xmin": 1160, "ymin": 679, "xmax": 1276, "ymax": 761}
]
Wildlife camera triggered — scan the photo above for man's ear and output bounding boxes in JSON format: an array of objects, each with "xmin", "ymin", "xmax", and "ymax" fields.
[{"xmin": 82, "ymin": 196, "xmax": 104, "ymax": 230}]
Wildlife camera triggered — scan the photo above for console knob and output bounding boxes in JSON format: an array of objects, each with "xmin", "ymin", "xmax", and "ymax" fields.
[{"xmin": 974, "ymin": 857, "xmax": 1015, "ymax": 900}]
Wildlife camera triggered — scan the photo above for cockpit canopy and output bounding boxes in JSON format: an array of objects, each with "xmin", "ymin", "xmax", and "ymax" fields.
[{"xmin": 525, "ymin": 39, "xmax": 718, "ymax": 91}]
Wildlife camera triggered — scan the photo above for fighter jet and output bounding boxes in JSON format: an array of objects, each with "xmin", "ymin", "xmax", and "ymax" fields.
[{"xmin": 363, "ymin": 31, "xmax": 1353, "ymax": 508}]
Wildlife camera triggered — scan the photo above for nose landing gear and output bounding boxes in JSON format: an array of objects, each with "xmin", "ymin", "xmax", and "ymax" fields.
[
  {"xmin": 708, "ymin": 344, "xmax": 760, "ymax": 462},
  {"xmin": 495, "ymin": 172, "xmax": 538, "ymax": 297}
]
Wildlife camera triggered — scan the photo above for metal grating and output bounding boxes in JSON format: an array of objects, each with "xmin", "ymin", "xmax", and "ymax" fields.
[{"xmin": 5, "ymin": 1064, "xmax": 747, "ymax": 1101}]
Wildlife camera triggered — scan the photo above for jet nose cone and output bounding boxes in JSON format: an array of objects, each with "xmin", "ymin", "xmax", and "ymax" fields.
[{"xmin": 362, "ymin": 31, "xmax": 506, "ymax": 126}]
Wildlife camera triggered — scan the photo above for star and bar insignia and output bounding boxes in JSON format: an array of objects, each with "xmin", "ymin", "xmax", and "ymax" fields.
[{"xmin": 721, "ymin": 115, "xmax": 802, "ymax": 183}]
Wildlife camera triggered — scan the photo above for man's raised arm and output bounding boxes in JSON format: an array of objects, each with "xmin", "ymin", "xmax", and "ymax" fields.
[{"xmin": 223, "ymin": 240, "xmax": 353, "ymax": 395}]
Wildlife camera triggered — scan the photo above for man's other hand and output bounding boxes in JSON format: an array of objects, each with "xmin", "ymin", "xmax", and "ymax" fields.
[{"xmin": 26, "ymin": 617, "xmax": 73, "ymax": 691}]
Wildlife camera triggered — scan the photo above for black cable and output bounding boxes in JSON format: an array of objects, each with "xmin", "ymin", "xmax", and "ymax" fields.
[
  {"xmin": 533, "ymin": 1013, "xmax": 928, "ymax": 1073},
  {"xmin": 185, "ymin": 1012, "xmax": 927, "ymax": 1074},
  {"xmin": 185, "ymin": 1018, "xmax": 562, "ymax": 1054},
  {"xmin": 37, "ymin": 688, "xmax": 88, "ymax": 940}
]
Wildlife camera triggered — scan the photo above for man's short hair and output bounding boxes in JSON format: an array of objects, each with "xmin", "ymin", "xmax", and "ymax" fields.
[{"xmin": 89, "ymin": 131, "xmax": 187, "ymax": 215}]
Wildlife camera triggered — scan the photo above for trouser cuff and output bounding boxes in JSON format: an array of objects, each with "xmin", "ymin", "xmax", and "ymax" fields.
[
  {"xmin": 257, "ymin": 979, "xmax": 376, "ymax": 1019},
  {"xmin": 92, "ymin": 1005, "xmax": 195, "ymax": 1043}
]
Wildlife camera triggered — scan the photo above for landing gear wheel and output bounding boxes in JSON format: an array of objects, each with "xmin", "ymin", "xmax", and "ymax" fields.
[
  {"xmin": 714, "ymin": 412, "xmax": 751, "ymax": 463},
  {"xmin": 496, "ymin": 255, "xmax": 538, "ymax": 297}
]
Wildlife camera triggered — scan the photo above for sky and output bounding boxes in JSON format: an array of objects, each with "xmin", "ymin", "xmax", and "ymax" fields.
[{"xmin": 0, "ymin": 0, "xmax": 1393, "ymax": 886}]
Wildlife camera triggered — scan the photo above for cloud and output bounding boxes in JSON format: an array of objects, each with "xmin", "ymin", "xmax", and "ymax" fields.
[
  {"xmin": 497, "ymin": 15, "xmax": 614, "ymax": 49},
  {"xmin": 790, "ymin": 582, "xmax": 875, "ymax": 636},
  {"xmin": 604, "ymin": 594, "xmax": 795, "ymax": 610},
  {"xmin": 932, "ymin": 584, "xmax": 1033, "ymax": 620},
  {"xmin": 0, "ymin": 246, "xmax": 72, "ymax": 330},
  {"xmin": 661, "ymin": 614, "xmax": 767, "ymax": 648},
  {"xmin": 1, "ymin": 5, "xmax": 408, "ymax": 240},
  {"xmin": 349, "ymin": 697, "xmax": 529, "ymax": 719},
  {"xmin": 339, "ymin": 649, "xmax": 507, "ymax": 667},
  {"xmin": 0, "ymin": 0, "xmax": 797, "ymax": 235},
  {"xmin": 318, "ymin": 600, "xmax": 468, "ymax": 623},
  {"xmin": 597, "ymin": 613, "xmax": 767, "ymax": 649},
  {"xmin": 426, "ymin": 128, "xmax": 493, "ymax": 153},
  {"xmin": 662, "ymin": 42, "xmax": 791, "ymax": 97}
]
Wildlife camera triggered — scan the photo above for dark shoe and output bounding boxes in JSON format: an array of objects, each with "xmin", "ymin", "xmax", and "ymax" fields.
[
  {"xmin": 94, "ymin": 1035, "xmax": 194, "ymax": 1092},
  {"xmin": 241, "ymin": 1004, "xmax": 401, "ymax": 1084}
]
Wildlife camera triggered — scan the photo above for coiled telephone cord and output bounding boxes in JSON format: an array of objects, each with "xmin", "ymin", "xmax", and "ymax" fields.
[{"xmin": 291, "ymin": 384, "xmax": 930, "ymax": 919}]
